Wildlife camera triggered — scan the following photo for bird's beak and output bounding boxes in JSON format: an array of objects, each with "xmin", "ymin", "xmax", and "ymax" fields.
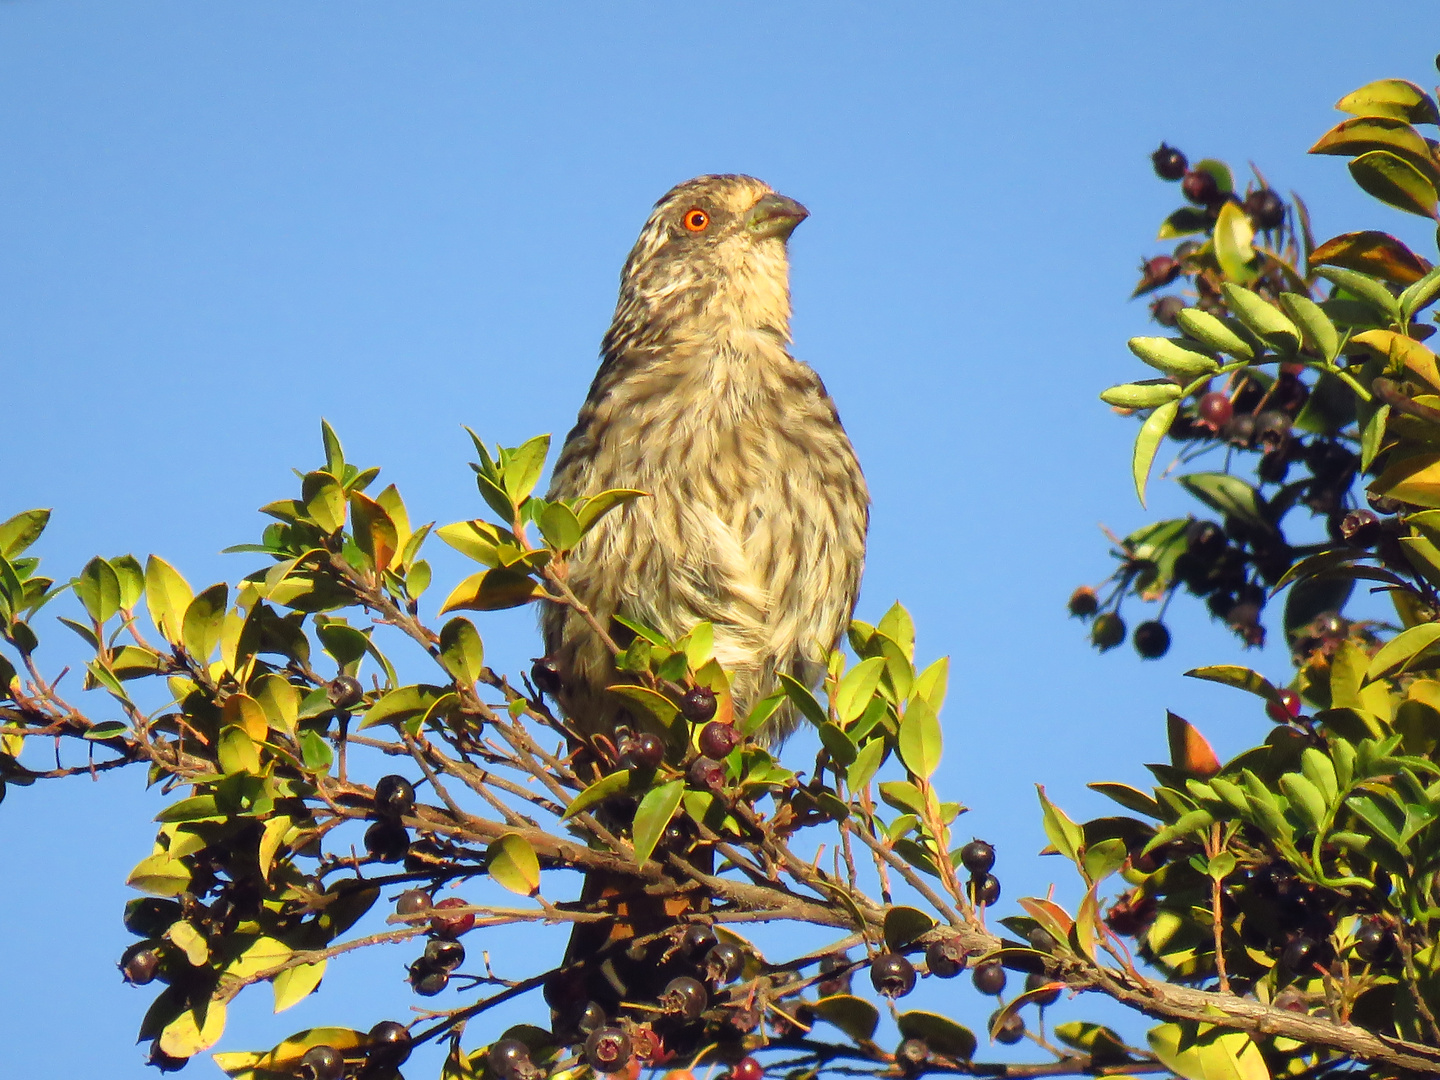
[{"xmin": 747, "ymin": 193, "xmax": 809, "ymax": 240}]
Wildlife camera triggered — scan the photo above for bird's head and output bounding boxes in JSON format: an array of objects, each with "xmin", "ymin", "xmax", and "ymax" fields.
[{"xmin": 608, "ymin": 174, "xmax": 809, "ymax": 352}]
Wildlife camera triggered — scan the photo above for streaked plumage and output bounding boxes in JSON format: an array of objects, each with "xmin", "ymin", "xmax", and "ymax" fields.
[{"xmin": 543, "ymin": 174, "xmax": 868, "ymax": 742}]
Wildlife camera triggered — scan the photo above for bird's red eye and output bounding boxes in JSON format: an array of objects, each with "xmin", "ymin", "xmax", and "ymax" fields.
[{"xmin": 682, "ymin": 208, "xmax": 709, "ymax": 232}]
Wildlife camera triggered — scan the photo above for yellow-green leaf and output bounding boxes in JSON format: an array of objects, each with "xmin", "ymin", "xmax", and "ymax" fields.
[
  {"xmin": 349, "ymin": 492, "xmax": 398, "ymax": 572},
  {"xmin": 301, "ymin": 471, "xmax": 347, "ymax": 534},
  {"xmin": 145, "ymin": 555, "xmax": 193, "ymax": 645},
  {"xmin": 159, "ymin": 1000, "xmax": 227, "ymax": 1058},
  {"xmin": 632, "ymin": 778, "xmax": 684, "ymax": 866},
  {"xmin": 897, "ymin": 697, "xmax": 942, "ymax": 779},
  {"xmin": 1100, "ymin": 381, "xmax": 1184, "ymax": 409},
  {"xmin": 488, "ymin": 833, "xmax": 541, "ymax": 895},
  {"xmin": 273, "ymin": 959, "xmax": 327, "ymax": 1013},
  {"xmin": 1133, "ymin": 399, "xmax": 1178, "ymax": 508},
  {"xmin": 439, "ymin": 616, "xmax": 485, "ymax": 687},
  {"xmin": 1127, "ymin": 337, "xmax": 1218, "ymax": 380},
  {"xmin": 438, "ymin": 568, "xmax": 546, "ymax": 613},
  {"xmin": 1350, "ymin": 150, "xmax": 1439, "ymax": 219},
  {"xmin": 834, "ymin": 656, "xmax": 887, "ymax": 724},
  {"xmin": 1336, "ymin": 79, "xmax": 1440, "ymax": 126},
  {"xmin": 1213, "ymin": 201, "xmax": 1259, "ymax": 284},
  {"xmin": 182, "ymin": 583, "xmax": 228, "ymax": 662},
  {"xmin": 166, "ymin": 920, "xmax": 210, "ymax": 965}
]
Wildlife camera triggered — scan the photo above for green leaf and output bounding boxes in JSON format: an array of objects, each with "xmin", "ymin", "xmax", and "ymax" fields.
[
  {"xmin": 144, "ymin": 555, "xmax": 193, "ymax": 645},
  {"xmin": 1213, "ymin": 201, "xmax": 1260, "ymax": 284},
  {"xmin": 1148, "ymin": 1024, "xmax": 1269, "ymax": 1080},
  {"xmin": 1037, "ymin": 785, "xmax": 1083, "ymax": 863},
  {"xmin": 1087, "ymin": 782, "xmax": 1162, "ymax": 818},
  {"xmin": 810, "ymin": 995, "xmax": 879, "ymax": 1043},
  {"xmin": 778, "ymin": 673, "xmax": 828, "ymax": 728},
  {"xmin": 1221, "ymin": 285, "xmax": 1299, "ymax": 351},
  {"xmin": 218, "ymin": 726, "xmax": 261, "ymax": 775},
  {"xmin": 876, "ymin": 602, "xmax": 917, "ymax": 660},
  {"xmin": 576, "ymin": 489, "xmax": 648, "ymax": 533},
  {"xmin": 1127, "ymin": 337, "xmax": 1219, "ymax": 380},
  {"xmin": 1177, "ymin": 473, "xmax": 1267, "ymax": 530},
  {"xmin": 1366, "ymin": 622, "xmax": 1440, "ymax": 682},
  {"xmin": 439, "ymin": 617, "xmax": 485, "ymax": 687},
  {"xmin": 897, "ymin": 697, "xmax": 942, "ymax": 779},
  {"xmin": 320, "ymin": 419, "xmax": 346, "ymax": 477},
  {"xmin": 73, "ymin": 557, "xmax": 121, "ymax": 625},
  {"xmin": 159, "ymin": 1000, "xmax": 227, "ymax": 1059},
  {"xmin": 273, "ymin": 959, "xmax": 327, "ymax": 1013},
  {"xmin": 1350, "ymin": 150, "xmax": 1439, "ymax": 219},
  {"xmin": 126, "ymin": 853, "xmax": 192, "ymax": 896},
  {"xmin": 300, "ymin": 730, "xmax": 333, "ymax": 773},
  {"xmin": 607, "ymin": 684, "xmax": 680, "ymax": 726},
  {"xmin": 1100, "ymin": 381, "xmax": 1183, "ymax": 410},
  {"xmin": 632, "ymin": 778, "xmax": 684, "ymax": 865},
  {"xmin": 1183, "ymin": 665, "xmax": 1284, "ymax": 709},
  {"xmin": 166, "ymin": 920, "xmax": 210, "ymax": 966},
  {"xmin": 1277, "ymin": 293, "xmax": 1339, "ymax": 360},
  {"xmin": 1132, "ymin": 399, "xmax": 1179, "ymax": 508},
  {"xmin": 834, "ymin": 656, "xmax": 887, "ymax": 724},
  {"xmin": 563, "ymin": 769, "xmax": 632, "ymax": 820},
  {"xmin": 1311, "ymin": 116, "xmax": 1440, "ymax": 181},
  {"xmin": 1314, "ymin": 266, "xmax": 1403, "ymax": 322},
  {"xmin": 501, "ymin": 434, "xmax": 551, "ymax": 504},
  {"xmin": 896, "ymin": 1012, "xmax": 976, "ymax": 1060},
  {"xmin": 1400, "ymin": 264, "xmax": 1440, "ymax": 320},
  {"xmin": 818, "ymin": 721, "xmax": 857, "ymax": 766},
  {"xmin": 1174, "ymin": 308, "xmax": 1254, "ymax": 359},
  {"xmin": 1157, "ymin": 207, "xmax": 1211, "ymax": 239},
  {"xmin": 1335, "ymin": 79, "xmax": 1440, "ymax": 126},
  {"xmin": 537, "ymin": 502, "xmax": 582, "ymax": 552},
  {"xmin": 349, "ymin": 493, "xmax": 398, "ymax": 572},
  {"xmin": 0, "ymin": 509, "xmax": 50, "ymax": 560},
  {"xmin": 438, "ymin": 568, "xmax": 546, "ymax": 613},
  {"xmin": 358, "ymin": 684, "xmax": 447, "ymax": 730},
  {"xmin": 181, "ymin": 583, "xmax": 228, "ymax": 662},
  {"xmin": 883, "ymin": 906, "xmax": 936, "ymax": 951},
  {"xmin": 487, "ymin": 833, "xmax": 541, "ymax": 895},
  {"xmin": 846, "ymin": 738, "xmax": 886, "ymax": 792},
  {"xmin": 1082, "ymin": 837, "xmax": 1127, "ymax": 883},
  {"xmin": 301, "ymin": 471, "xmax": 347, "ymax": 534},
  {"xmin": 879, "ymin": 780, "xmax": 926, "ymax": 817}
]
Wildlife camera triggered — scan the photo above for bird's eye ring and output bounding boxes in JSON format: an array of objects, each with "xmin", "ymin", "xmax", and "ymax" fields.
[{"xmin": 682, "ymin": 208, "xmax": 710, "ymax": 232}]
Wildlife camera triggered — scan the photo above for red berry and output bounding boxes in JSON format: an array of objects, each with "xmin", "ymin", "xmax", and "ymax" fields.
[
  {"xmin": 699, "ymin": 721, "xmax": 740, "ymax": 759},
  {"xmin": 430, "ymin": 896, "xmax": 475, "ymax": 938},
  {"xmin": 1143, "ymin": 255, "xmax": 1180, "ymax": 288},
  {"xmin": 688, "ymin": 755, "xmax": 725, "ymax": 790},
  {"xmin": 1266, "ymin": 688, "xmax": 1302, "ymax": 723},
  {"xmin": 1196, "ymin": 392, "xmax": 1233, "ymax": 430},
  {"xmin": 731, "ymin": 1058, "xmax": 764, "ymax": 1080}
]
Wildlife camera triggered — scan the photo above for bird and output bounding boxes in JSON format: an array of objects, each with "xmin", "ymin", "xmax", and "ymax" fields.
[{"xmin": 541, "ymin": 174, "xmax": 869, "ymax": 745}]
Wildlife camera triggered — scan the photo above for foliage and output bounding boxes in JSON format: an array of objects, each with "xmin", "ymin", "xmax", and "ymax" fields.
[{"xmin": 9, "ymin": 62, "xmax": 1440, "ymax": 1080}]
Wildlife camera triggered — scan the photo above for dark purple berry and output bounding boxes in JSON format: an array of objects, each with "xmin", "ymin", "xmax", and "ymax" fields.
[
  {"xmin": 817, "ymin": 952, "xmax": 853, "ymax": 996},
  {"xmin": 408, "ymin": 959, "xmax": 449, "ymax": 996},
  {"xmin": 1150, "ymin": 295, "xmax": 1186, "ymax": 326},
  {"xmin": 991, "ymin": 1009, "xmax": 1026, "ymax": 1045},
  {"xmin": 424, "ymin": 938, "xmax": 465, "ymax": 970},
  {"xmin": 489, "ymin": 1038, "xmax": 538, "ymax": 1080},
  {"xmin": 327, "ymin": 674, "xmax": 364, "ymax": 709},
  {"xmin": 1152, "ymin": 143, "xmax": 1188, "ymax": 181},
  {"xmin": 680, "ymin": 686, "xmax": 718, "ymax": 723},
  {"xmin": 1133, "ymin": 621, "xmax": 1171, "ymax": 659},
  {"xmin": 688, "ymin": 755, "xmax": 725, "ymax": 790},
  {"xmin": 374, "ymin": 774, "xmax": 416, "ymax": 818},
  {"xmin": 972, "ymin": 959, "xmax": 1007, "ymax": 995},
  {"xmin": 620, "ymin": 731, "xmax": 666, "ymax": 771},
  {"xmin": 1143, "ymin": 255, "xmax": 1181, "ymax": 289},
  {"xmin": 698, "ymin": 721, "xmax": 740, "ymax": 759},
  {"xmin": 681, "ymin": 923, "xmax": 718, "ymax": 956},
  {"xmin": 367, "ymin": 1021, "xmax": 413, "ymax": 1067},
  {"xmin": 1028, "ymin": 927, "xmax": 1057, "ymax": 952},
  {"xmin": 1182, "ymin": 169, "xmax": 1221, "ymax": 206},
  {"xmin": 584, "ymin": 1027, "xmax": 634, "ymax": 1074},
  {"xmin": 869, "ymin": 952, "xmax": 917, "ymax": 998},
  {"xmin": 704, "ymin": 942, "xmax": 744, "ymax": 984},
  {"xmin": 364, "ymin": 820, "xmax": 410, "ymax": 863},
  {"xmin": 1340, "ymin": 509, "xmax": 1381, "ymax": 548},
  {"xmin": 1355, "ymin": 920, "xmax": 1395, "ymax": 963},
  {"xmin": 299, "ymin": 1044, "xmax": 345, "ymax": 1080},
  {"xmin": 120, "ymin": 944, "xmax": 161, "ymax": 986},
  {"xmin": 925, "ymin": 938, "xmax": 966, "ymax": 978},
  {"xmin": 1243, "ymin": 188, "xmax": 1286, "ymax": 230},
  {"xmin": 959, "ymin": 839, "xmax": 995, "ymax": 875},
  {"xmin": 530, "ymin": 657, "xmax": 563, "ymax": 696},
  {"xmin": 662, "ymin": 975, "xmax": 709, "ymax": 1019},
  {"xmin": 968, "ymin": 872, "xmax": 1001, "ymax": 906},
  {"xmin": 1025, "ymin": 970, "xmax": 1062, "ymax": 1006},
  {"xmin": 1281, "ymin": 935, "xmax": 1318, "ymax": 972}
]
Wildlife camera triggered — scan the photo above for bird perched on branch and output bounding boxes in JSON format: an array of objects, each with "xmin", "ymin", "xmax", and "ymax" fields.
[{"xmin": 543, "ymin": 174, "xmax": 869, "ymax": 743}]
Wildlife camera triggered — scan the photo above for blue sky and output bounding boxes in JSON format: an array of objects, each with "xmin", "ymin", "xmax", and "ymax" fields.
[{"xmin": 3, "ymin": 3, "xmax": 1438, "ymax": 1076}]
